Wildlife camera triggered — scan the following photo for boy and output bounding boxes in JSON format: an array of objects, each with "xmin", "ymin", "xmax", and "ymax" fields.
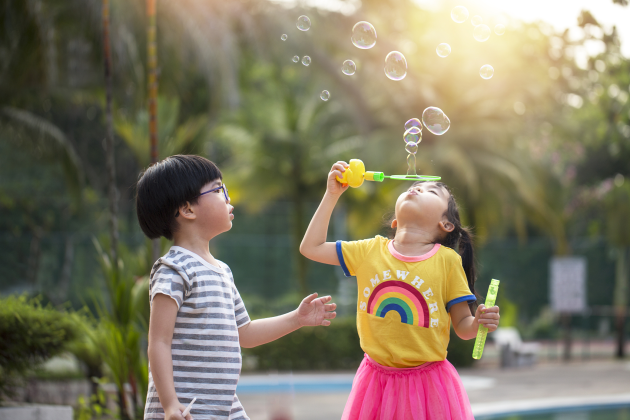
[{"xmin": 136, "ymin": 155, "xmax": 337, "ymax": 420}]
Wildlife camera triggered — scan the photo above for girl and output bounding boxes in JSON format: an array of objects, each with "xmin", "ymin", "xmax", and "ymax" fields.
[{"xmin": 300, "ymin": 161, "xmax": 501, "ymax": 420}]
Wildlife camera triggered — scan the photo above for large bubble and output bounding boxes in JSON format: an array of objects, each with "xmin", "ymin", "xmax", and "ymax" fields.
[
  {"xmin": 342, "ymin": 60, "xmax": 356, "ymax": 75},
  {"xmin": 473, "ymin": 24, "xmax": 491, "ymax": 42},
  {"xmin": 297, "ymin": 15, "xmax": 311, "ymax": 31},
  {"xmin": 404, "ymin": 127, "xmax": 422, "ymax": 144},
  {"xmin": 480, "ymin": 64, "xmax": 494, "ymax": 79},
  {"xmin": 404, "ymin": 118, "xmax": 422, "ymax": 132},
  {"xmin": 384, "ymin": 51, "xmax": 407, "ymax": 81},
  {"xmin": 351, "ymin": 21, "xmax": 377, "ymax": 49},
  {"xmin": 451, "ymin": 6, "xmax": 469, "ymax": 23},
  {"xmin": 436, "ymin": 43, "xmax": 451, "ymax": 58},
  {"xmin": 405, "ymin": 142, "xmax": 418, "ymax": 154},
  {"xmin": 422, "ymin": 107, "xmax": 450, "ymax": 135},
  {"xmin": 320, "ymin": 90, "xmax": 330, "ymax": 101}
]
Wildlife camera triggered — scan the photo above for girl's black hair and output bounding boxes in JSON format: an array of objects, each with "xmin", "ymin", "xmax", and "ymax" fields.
[
  {"xmin": 135, "ymin": 155, "xmax": 222, "ymax": 240},
  {"xmin": 387, "ymin": 181, "xmax": 479, "ymax": 311}
]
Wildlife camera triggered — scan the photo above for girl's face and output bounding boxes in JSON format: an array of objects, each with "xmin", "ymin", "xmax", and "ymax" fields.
[{"xmin": 394, "ymin": 182, "xmax": 451, "ymax": 231}]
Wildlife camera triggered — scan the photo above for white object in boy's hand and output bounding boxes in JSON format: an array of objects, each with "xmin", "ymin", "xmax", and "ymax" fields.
[{"xmin": 182, "ymin": 397, "xmax": 196, "ymax": 417}]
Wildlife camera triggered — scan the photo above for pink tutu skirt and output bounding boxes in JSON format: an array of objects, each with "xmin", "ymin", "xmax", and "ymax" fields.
[{"xmin": 341, "ymin": 354, "xmax": 474, "ymax": 420}]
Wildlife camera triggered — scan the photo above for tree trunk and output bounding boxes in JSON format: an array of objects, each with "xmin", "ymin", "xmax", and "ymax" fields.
[
  {"xmin": 147, "ymin": 0, "xmax": 160, "ymax": 265},
  {"xmin": 103, "ymin": 0, "xmax": 119, "ymax": 268},
  {"xmin": 614, "ymin": 247, "xmax": 628, "ymax": 358}
]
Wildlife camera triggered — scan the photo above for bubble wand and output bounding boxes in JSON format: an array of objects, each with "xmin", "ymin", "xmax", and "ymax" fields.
[
  {"xmin": 472, "ymin": 279, "xmax": 500, "ymax": 360},
  {"xmin": 336, "ymin": 159, "xmax": 440, "ymax": 188}
]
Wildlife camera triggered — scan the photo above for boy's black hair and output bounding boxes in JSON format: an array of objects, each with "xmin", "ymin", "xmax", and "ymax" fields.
[
  {"xmin": 136, "ymin": 155, "xmax": 222, "ymax": 240},
  {"xmin": 387, "ymin": 181, "xmax": 480, "ymax": 311}
]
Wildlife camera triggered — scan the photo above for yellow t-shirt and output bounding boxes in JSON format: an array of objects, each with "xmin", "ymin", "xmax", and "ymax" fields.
[{"xmin": 337, "ymin": 235, "xmax": 476, "ymax": 368}]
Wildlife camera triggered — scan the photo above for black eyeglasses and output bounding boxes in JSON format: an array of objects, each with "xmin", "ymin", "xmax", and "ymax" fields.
[{"xmin": 175, "ymin": 184, "xmax": 230, "ymax": 217}]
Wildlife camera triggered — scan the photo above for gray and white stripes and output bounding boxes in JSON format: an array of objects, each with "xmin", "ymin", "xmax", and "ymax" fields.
[{"xmin": 144, "ymin": 246, "xmax": 250, "ymax": 420}]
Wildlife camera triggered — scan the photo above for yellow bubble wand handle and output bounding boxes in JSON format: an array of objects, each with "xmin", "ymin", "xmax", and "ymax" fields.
[
  {"xmin": 472, "ymin": 279, "xmax": 500, "ymax": 360},
  {"xmin": 336, "ymin": 159, "xmax": 384, "ymax": 188}
]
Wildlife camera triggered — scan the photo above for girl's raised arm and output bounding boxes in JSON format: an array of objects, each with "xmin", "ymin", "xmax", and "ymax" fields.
[{"xmin": 300, "ymin": 161, "xmax": 349, "ymax": 266}]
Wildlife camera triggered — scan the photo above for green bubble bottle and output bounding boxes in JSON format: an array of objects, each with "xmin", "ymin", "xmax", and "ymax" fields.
[{"xmin": 472, "ymin": 279, "xmax": 500, "ymax": 360}]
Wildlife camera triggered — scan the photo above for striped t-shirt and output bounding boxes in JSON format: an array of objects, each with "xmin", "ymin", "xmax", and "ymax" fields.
[{"xmin": 144, "ymin": 246, "xmax": 251, "ymax": 420}]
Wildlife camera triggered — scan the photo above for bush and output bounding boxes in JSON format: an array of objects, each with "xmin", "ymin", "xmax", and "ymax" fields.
[
  {"xmin": 243, "ymin": 317, "xmax": 476, "ymax": 370},
  {"xmin": 0, "ymin": 295, "xmax": 77, "ymax": 401}
]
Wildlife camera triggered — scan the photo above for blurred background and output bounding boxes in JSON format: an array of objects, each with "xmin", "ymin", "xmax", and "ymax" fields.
[{"xmin": 0, "ymin": 0, "xmax": 629, "ymax": 419}]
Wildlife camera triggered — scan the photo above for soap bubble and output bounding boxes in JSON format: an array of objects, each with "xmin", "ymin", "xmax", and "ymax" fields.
[
  {"xmin": 451, "ymin": 6, "xmax": 469, "ymax": 23},
  {"xmin": 292, "ymin": 56, "xmax": 299, "ymax": 63},
  {"xmin": 320, "ymin": 90, "xmax": 330, "ymax": 101},
  {"xmin": 471, "ymin": 15, "xmax": 483, "ymax": 26},
  {"xmin": 384, "ymin": 51, "xmax": 407, "ymax": 81},
  {"xmin": 480, "ymin": 64, "xmax": 494, "ymax": 79},
  {"xmin": 297, "ymin": 15, "xmax": 311, "ymax": 31},
  {"xmin": 351, "ymin": 21, "xmax": 377, "ymax": 49},
  {"xmin": 494, "ymin": 24, "xmax": 505, "ymax": 36},
  {"xmin": 342, "ymin": 60, "xmax": 356, "ymax": 75},
  {"xmin": 404, "ymin": 127, "xmax": 422, "ymax": 144},
  {"xmin": 301, "ymin": 56, "xmax": 311, "ymax": 66},
  {"xmin": 407, "ymin": 154, "xmax": 417, "ymax": 176},
  {"xmin": 422, "ymin": 107, "xmax": 450, "ymax": 135},
  {"xmin": 436, "ymin": 43, "xmax": 451, "ymax": 58},
  {"xmin": 404, "ymin": 118, "xmax": 422, "ymax": 132},
  {"xmin": 281, "ymin": 34, "xmax": 288, "ymax": 41},
  {"xmin": 473, "ymin": 24, "xmax": 491, "ymax": 42},
  {"xmin": 405, "ymin": 142, "xmax": 418, "ymax": 154}
]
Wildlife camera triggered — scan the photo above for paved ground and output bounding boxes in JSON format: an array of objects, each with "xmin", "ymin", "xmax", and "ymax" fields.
[{"xmin": 237, "ymin": 360, "xmax": 630, "ymax": 420}]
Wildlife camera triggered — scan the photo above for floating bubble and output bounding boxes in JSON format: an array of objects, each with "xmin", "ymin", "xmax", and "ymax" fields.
[
  {"xmin": 473, "ymin": 24, "xmax": 491, "ymax": 42},
  {"xmin": 407, "ymin": 154, "xmax": 417, "ymax": 176},
  {"xmin": 422, "ymin": 107, "xmax": 451, "ymax": 135},
  {"xmin": 301, "ymin": 56, "xmax": 311, "ymax": 66},
  {"xmin": 351, "ymin": 21, "xmax": 377, "ymax": 49},
  {"xmin": 384, "ymin": 51, "xmax": 407, "ymax": 81},
  {"xmin": 320, "ymin": 90, "xmax": 330, "ymax": 101},
  {"xmin": 405, "ymin": 142, "xmax": 418, "ymax": 154},
  {"xmin": 436, "ymin": 43, "xmax": 451, "ymax": 58},
  {"xmin": 404, "ymin": 127, "xmax": 421, "ymax": 144},
  {"xmin": 480, "ymin": 64, "xmax": 494, "ymax": 79},
  {"xmin": 404, "ymin": 118, "xmax": 422, "ymax": 132},
  {"xmin": 292, "ymin": 55, "xmax": 299, "ymax": 63},
  {"xmin": 297, "ymin": 15, "xmax": 311, "ymax": 31},
  {"xmin": 451, "ymin": 6, "xmax": 469, "ymax": 23},
  {"xmin": 494, "ymin": 24, "xmax": 505, "ymax": 36},
  {"xmin": 281, "ymin": 34, "xmax": 288, "ymax": 41},
  {"xmin": 342, "ymin": 60, "xmax": 356, "ymax": 75},
  {"xmin": 471, "ymin": 15, "xmax": 483, "ymax": 26}
]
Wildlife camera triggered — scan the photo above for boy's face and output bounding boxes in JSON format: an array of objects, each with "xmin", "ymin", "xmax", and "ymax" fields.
[{"xmin": 190, "ymin": 179, "xmax": 234, "ymax": 238}]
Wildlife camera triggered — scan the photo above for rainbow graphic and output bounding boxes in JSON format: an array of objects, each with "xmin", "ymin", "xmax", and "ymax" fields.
[{"xmin": 367, "ymin": 281, "xmax": 430, "ymax": 327}]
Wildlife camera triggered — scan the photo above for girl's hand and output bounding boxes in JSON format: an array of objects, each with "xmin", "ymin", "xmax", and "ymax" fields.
[
  {"xmin": 296, "ymin": 293, "xmax": 337, "ymax": 327},
  {"xmin": 474, "ymin": 304, "xmax": 500, "ymax": 332},
  {"xmin": 327, "ymin": 161, "xmax": 350, "ymax": 196},
  {"xmin": 165, "ymin": 403, "xmax": 193, "ymax": 420}
]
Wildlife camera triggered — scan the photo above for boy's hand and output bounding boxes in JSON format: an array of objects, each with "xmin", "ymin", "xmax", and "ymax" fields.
[
  {"xmin": 296, "ymin": 293, "xmax": 337, "ymax": 327},
  {"xmin": 474, "ymin": 304, "xmax": 500, "ymax": 332},
  {"xmin": 327, "ymin": 161, "xmax": 350, "ymax": 196},
  {"xmin": 165, "ymin": 403, "xmax": 193, "ymax": 420}
]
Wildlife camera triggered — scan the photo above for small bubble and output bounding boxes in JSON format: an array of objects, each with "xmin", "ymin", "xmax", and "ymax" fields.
[
  {"xmin": 297, "ymin": 15, "xmax": 311, "ymax": 31},
  {"xmin": 436, "ymin": 43, "xmax": 451, "ymax": 58},
  {"xmin": 473, "ymin": 24, "xmax": 491, "ymax": 42},
  {"xmin": 480, "ymin": 64, "xmax": 494, "ymax": 79},
  {"xmin": 405, "ymin": 142, "xmax": 418, "ymax": 154},
  {"xmin": 281, "ymin": 34, "xmax": 288, "ymax": 41},
  {"xmin": 302, "ymin": 56, "xmax": 311, "ymax": 66},
  {"xmin": 342, "ymin": 60, "xmax": 356, "ymax": 75},
  {"xmin": 422, "ymin": 107, "xmax": 451, "ymax": 135},
  {"xmin": 320, "ymin": 90, "xmax": 330, "ymax": 101},
  {"xmin": 471, "ymin": 15, "xmax": 483, "ymax": 26},
  {"xmin": 451, "ymin": 6, "xmax": 469, "ymax": 23},
  {"xmin": 494, "ymin": 24, "xmax": 505, "ymax": 36},
  {"xmin": 384, "ymin": 51, "xmax": 407, "ymax": 81},
  {"xmin": 404, "ymin": 118, "xmax": 422, "ymax": 132},
  {"xmin": 292, "ymin": 55, "xmax": 299, "ymax": 63},
  {"xmin": 404, "ymin": 127, "xmax": 422, "ymax": 144},
  {"xmin": 351, "ymin": 21, "xmax": 377, "ymax": 49}
]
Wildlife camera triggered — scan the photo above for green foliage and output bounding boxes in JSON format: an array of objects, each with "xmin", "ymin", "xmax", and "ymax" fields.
[
  {"xmin": 0, "ymin": 295, "xmax": 77, "ymax": 401},
  {"xmin": 75, "ymin": 379, "xmax": 112, "ymax": 420}
]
